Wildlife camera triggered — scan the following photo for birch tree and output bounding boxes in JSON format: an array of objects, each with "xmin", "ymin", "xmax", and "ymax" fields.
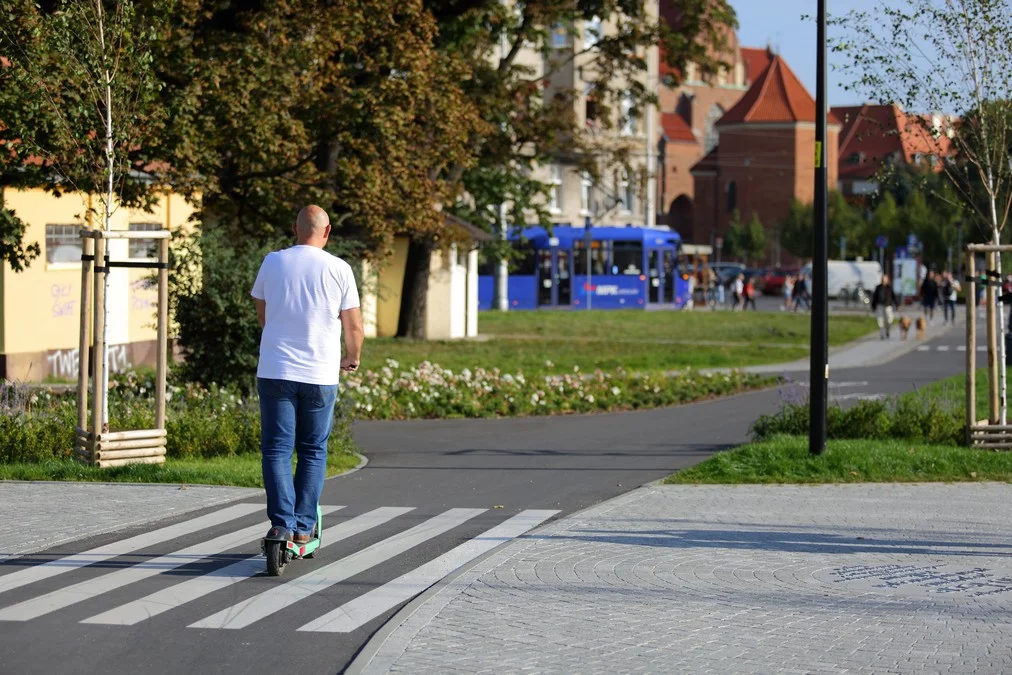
[
  {"xmin": 0, "ymin": 0, "xmax": 164, "ymax": 428},
  {"xmin": 832, "ymin": 0, "xmax": 1012, "ymax": 421}
]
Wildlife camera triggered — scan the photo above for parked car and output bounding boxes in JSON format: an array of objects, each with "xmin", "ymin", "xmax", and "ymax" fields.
[
  {"xmin": 708, "ymin": 262, "xmax": 745, "ymax": 287},
  {"xmin": 761, "ymin": 267, "xmax": 799, "ymax": 296}
]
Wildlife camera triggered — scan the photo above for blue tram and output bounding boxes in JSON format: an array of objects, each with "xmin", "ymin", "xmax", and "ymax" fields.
[{"xmin": 478, "ymin": 225, "xmax": 689, "ymax": 311}]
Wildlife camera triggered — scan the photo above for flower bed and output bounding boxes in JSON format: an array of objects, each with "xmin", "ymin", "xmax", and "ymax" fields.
[{"xmin": 342, "ymin": 360, "xmax": 775, "ymax": 420}]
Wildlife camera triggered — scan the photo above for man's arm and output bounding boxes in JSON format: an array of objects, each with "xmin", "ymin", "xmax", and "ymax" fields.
[
  {"xmin": 254, "ymin": 299, "xmax": 266, "ymax": 329},
  {"xmin": 340, "ymin": 307, "xmax": 364, "ymax": 372}
]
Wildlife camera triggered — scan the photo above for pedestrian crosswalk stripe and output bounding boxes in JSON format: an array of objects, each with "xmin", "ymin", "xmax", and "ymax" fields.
[
  {"xmin": 0, "ymin": 506, "xmax": 343, "ymax": 622},
  {"xmin": 188, "ymin": 508, "xmax": 486, "ymax": 630},
  {"xmin": 0, "ymin": 503, "xmax": 262, "ymax": 598},
  {"xmin": 297, "ymin": 509, "xmax": 559, "ymax": 633},
  {"xmin": 81, "ymin": 507, "xmax": 412, "ymax": 626}
]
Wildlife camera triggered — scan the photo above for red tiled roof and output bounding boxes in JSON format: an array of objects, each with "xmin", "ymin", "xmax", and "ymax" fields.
[
  {"xmin": 718, "ymin": 55, "xmax": 840, "ymax": 126},
  {"xmin": 739, "ymin": 46, "xmax": 772, "ymax": 84},
  {"xmin": 661, "ymin": 112, "xmax": 695, "ymax": 143},
  {"xmin": 690, "ymin": 146, "xmax": 720, "ymax": 173},
  {"xmin": 832, "ymin": 103, "xmax": 953, "ymax": 179}
]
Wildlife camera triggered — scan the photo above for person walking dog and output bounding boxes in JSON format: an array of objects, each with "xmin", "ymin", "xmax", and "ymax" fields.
[
  {"xmin": 251, "ymin": 205, "xmax": 364, "ymax": 544},
  {"xmin": 871, "ymin": 273, "xmax": 899, "ymax": 340}
]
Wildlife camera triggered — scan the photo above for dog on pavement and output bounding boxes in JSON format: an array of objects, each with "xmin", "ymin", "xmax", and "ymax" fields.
[
  {"xmin": 915, "ymin": 316, "xmax": 927, "ymax": 340},
  {"xmin": 899, "ymin": 315, "xmax": 912, "ymax": 340}
]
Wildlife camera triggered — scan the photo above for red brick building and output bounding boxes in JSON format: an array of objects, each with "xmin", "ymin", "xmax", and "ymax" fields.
[
  {"xmin": 689, "ymin": 55, "xmax": 840, "ymax": 265},
  {"xmin": 656, "ymin": 10, "xmax": 773, "ymax": 238},
  {"xmin": 832, "ymin": 103, "xmax": 954, "ymax": 200}
]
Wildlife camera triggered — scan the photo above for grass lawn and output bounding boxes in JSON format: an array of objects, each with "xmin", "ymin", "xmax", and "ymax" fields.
[
  {"xmin": 362, "ymin": 311, "xmax": 875, "ymax": 375},
  {"xmin": 665, "ymin": 434, "xmax": 1012, "ymax": 485},
  {"xmin": 0, "ymin": 451, "xmax": 361, "ymax": 487}
]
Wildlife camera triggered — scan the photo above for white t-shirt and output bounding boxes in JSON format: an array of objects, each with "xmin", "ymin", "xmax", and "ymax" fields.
[{"xmin": 251, "ymin": 245, "xmax": 360, "ymax": 385}]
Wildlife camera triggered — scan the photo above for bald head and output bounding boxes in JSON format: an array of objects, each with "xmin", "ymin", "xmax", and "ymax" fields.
[{"xmin": 294, "ymin": 205, "xmax": 331, "ymax": 246}]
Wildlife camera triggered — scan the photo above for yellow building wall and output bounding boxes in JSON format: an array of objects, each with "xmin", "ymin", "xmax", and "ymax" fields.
[
  {"xmin": 375, "ymin": 237, "xmax": 410, "ymax": 338},
  {"xmin": 1, "ymin": 188, "xmax": 195, "ymax": 380}
]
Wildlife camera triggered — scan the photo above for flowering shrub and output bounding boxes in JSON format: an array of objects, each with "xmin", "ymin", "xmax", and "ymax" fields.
[
  {"xmin": 0, "ymin": 374, "xmax": 356, "ymax": 464},
  {"xmin": 342, "ymin": 359, "xmax": 774, "ymax": 420}
]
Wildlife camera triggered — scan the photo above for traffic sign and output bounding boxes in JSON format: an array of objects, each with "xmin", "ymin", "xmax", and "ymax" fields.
[
  {"xmin": 715, "ymin": 236, "xmax": 724, "ymax": 249},
  {"xmin": 875, "ymin": 235, "xmax": 887, "ymax": 248}
]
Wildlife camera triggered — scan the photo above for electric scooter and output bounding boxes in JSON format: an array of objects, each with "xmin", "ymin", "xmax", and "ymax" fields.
[{"xmin": 261, "ymin": 504, "xmax": 323, "ymax": 576}]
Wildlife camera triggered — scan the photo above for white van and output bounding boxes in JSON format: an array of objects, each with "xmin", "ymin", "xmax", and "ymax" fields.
[{"xmin": 800, "ymin": 260, "xmax": 883, "ymax": 298}]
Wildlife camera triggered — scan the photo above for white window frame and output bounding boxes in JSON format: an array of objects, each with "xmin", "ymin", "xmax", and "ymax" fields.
[
  {"xmin": 548, "ymin": 165, "xmax": 563, "ymax": 213},
  {"xmin": 583, "ymin": 16, "xmax": 601, "ymax": 50},
  {"xmin": 620, "ymin": 92, "xmax": 635, "ymax": 136},
  {"xmin": 619, "ymin": 171, "xmax": 634, "ymax": 214},
  {"xmin": 128, "ymin": 222, "xmax": 162, "ymax": 261},
  {"xmin": 580, "ymin": 171, "xmax": 592, "ymax": 215},
  {"xmin": 45, "ymin": 224, "xmax": 83, "ymax": 268}
]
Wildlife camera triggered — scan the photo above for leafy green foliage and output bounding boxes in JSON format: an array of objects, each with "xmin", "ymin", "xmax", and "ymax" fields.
[
  {"xmin": 751, "ymin": 394, "xmax": 964, "ymax": 446},
  {"xmin": 666, "ymin": 435, "xmax": 1012, "ymax": 484},
  {"xmin": 0, "ymin": 375, "xmax": 358, "ymax": 468},
  {"xmin": 0, "ymin": 0, "xmax": 166, "ymax": 235},
  {"xmin": 723, "ymin": 210, "xmax": 766, "ymax": 265},
  {"xmin": 0, "ymin": 204, "xmax": 40, "ymax": 272}
]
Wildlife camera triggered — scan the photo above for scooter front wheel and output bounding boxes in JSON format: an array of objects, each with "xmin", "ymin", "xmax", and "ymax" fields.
[{"xmin": 265, "ymin": 541, "xmax": 287, "ymax": 576}]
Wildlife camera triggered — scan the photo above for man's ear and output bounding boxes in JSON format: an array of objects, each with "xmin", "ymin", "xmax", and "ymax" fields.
[
  {"xmin": 324, "ymin": 224, "xmax": 332, "ymax": 240},
  {"xmin": 292, "ymin": 222, "xmax": 299, "ymax": 238}
]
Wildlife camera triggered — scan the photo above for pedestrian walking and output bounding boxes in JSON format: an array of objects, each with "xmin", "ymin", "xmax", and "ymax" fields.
[
  {"xmin": 743, "ymin": 276, "xmax": 757, "ymax": 310},
  {"xmin": 871, "ymin": 273, "xmax": 899, "ymax": 339},
  {"xmin": 251, "ymin": 205, "xmax": 365, "ymax": 544},
  {"xmin": 782, "ymin": 274, "xmax": 794, "ymax": 311},
  {"xmin": 920, "ymin": 269, "xmax": 939, "ymax": 324},
  {"xmin": 732, "ymin": 274, "xmax": 745, "ymax": 310},
  {"xmin": 941, "ymin": 271, "xmax": 960, "ymax": 325},
  {"xmin": 792, "ymin": 274, "xmax": 811, "ymax": 312}
]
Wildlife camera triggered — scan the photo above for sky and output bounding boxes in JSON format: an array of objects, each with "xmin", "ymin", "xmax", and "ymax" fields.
[{"xmin": 727, "ymin": 0, "xmax": 885, "ymax": 108}]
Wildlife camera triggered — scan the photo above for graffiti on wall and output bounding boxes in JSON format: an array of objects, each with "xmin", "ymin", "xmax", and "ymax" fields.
[
  {"xmin": 46, "ymin": 344, "xmax": 131, "ymax": 379},
  {"xmin": 130, "ymin": 278, "xmax": 157, "ymax": 311},
  {"xmin": 51, "ymin": 284, "xmax": 76, "ymax": 319}
]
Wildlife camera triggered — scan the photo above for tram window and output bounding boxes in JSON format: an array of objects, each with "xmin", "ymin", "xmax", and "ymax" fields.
[
  {"xmin": 573, "ymin": 240, "xmax": 609, "ymax": 275},
  {"xmin": 477, "ymin": 251, "xmax": 496, "ymax": 276},
  {"xmin": 510, "ymin": 243, "xmax": 537, "ymax": 275},
  {"xmin": 612, "ymin": 242, "xmax": 642, "ymax": 275}
]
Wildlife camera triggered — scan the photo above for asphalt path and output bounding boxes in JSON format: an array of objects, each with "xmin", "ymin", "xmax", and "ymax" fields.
[{"xmin": 0, "ymin": 309, "xmax": 984, "ymax": 674}]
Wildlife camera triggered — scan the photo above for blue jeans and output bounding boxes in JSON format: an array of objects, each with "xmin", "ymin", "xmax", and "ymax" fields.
[{"xmin": 258, "ymin": 378, "xmax": 337, "ymax": 535}]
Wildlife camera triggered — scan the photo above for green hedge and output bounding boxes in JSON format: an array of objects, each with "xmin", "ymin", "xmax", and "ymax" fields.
[
  {"xmin": 0, "ymin": 374, "xmax": 357, "ymax": 464},
  {"xmin": 751, "ymin": 395, "xmax": 964, "ymax": 446}
]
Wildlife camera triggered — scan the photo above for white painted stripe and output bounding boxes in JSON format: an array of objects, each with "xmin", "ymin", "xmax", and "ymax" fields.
[
  {"xmin": 937, "ymin": 345, "xmax": 950, "ymax": 352},
  {"xmin": 917, "ymin": 346, "xmax": 930, "ymax": 351},
  {"xmin": 298, "ymin": 509, "xmax": 559, "ymax": 633},
  {"xmin": 81, "ymin": 507, "xmax": 410, "ymax": 626},
  {"xmin": 0, "ymin": 506, "xmax": 342, "ymax": 621},
  {"xmin": 957, "ymin": 346, "xmax": 967, "ymax": 351},
  {"xmin": 978, "ymin": 346, "xmax": 988, "ymax": 352},
  {"xmin": 0, "ymin": 503, "xmax": 261, "ymax": 597},
  {"xmin": 189, "ymin": 508, "xmax": 486, "ymax": 630}
]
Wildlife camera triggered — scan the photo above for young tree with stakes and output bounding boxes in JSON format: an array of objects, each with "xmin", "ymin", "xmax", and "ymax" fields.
[
  {"xmin": 832, "ymin": 0, "xmax": 1012, "ymax": 423},
  {"xmin": 0, "ymin": 0, "xmax": 164, "ymax": 429}
]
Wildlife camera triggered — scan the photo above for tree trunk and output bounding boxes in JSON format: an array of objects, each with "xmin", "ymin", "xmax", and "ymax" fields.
[{"xmin": 396, "ymin": 237, "xmax": 433, "ymax": 339}]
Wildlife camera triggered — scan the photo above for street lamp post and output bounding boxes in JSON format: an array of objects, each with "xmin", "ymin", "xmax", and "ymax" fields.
[{"xmin": 809, "ymin": 0, "xmax": 829, "ymax": 456}]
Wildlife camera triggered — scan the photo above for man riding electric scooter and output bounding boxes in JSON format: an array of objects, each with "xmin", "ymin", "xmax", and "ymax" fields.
[{"xmin": 251, "ymin": 205, "xmax": 364, "ymax": 575}]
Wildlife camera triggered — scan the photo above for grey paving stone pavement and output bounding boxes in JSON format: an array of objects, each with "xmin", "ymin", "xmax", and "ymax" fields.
[
  {"xmin": 356, "ymin": 483, "xmax": 1012, "ymax": 675},
  {"xmin": 0, "ymin": 481, "xmax": 258, "ymax": 560}
]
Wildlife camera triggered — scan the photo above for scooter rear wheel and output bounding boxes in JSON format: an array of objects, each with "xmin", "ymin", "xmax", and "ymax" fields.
[{"xmin": 265, "ymin": 541, "xmax": 287, "ymax": 576}]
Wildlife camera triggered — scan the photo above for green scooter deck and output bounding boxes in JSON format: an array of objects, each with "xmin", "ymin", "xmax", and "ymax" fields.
[{"xmin": 283, "ymin": 537, "xmax": 320, "ymax": 558}]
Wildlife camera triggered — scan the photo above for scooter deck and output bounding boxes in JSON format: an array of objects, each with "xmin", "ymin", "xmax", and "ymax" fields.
[{"xmin": 284, "ymin": 538, "xmax": 320, "ymax": 558}]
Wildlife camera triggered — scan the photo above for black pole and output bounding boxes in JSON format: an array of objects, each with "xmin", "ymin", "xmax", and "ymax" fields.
[{"xmin": 809, "ymin": 0, "xmax": 829, "ymax": 455}]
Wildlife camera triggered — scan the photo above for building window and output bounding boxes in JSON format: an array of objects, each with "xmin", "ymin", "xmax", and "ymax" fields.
[
  {"xmin": 550, "ymin": 23, "xmax": 569, "ymax": 49},
  {"xmin": 620, "ymin": 92, "xmax": 635, "ymax": 136},
  {"xmin": 585, "ymin": 83, "xmax": 599, "ymax": 129},
  {"xmin": 584, "ymin": 15, "xmax": 601, "ymax": 49},
  {"xmin": 848, "ymin": 152, "xmax": 863, "ymax": 164},
  {"xmin": 618, "ymin": 171, "xmax": 635, "ymax": 213},
  {"xmin": 128, "ymin": 222, "xmax": 162, "ymax": 260},
  {"xmin": 548, "ymin": 165, "xmax": 563, "ymax": 212},
  {"xmin": 581, "ymin": 172, "xmax": 592, "ymax": 214},
  {"xmin": 46, "ymin": 224, "xmax": 82, "ymax": 264},
  {"xmin": 726, "ymin": 181, "xmax": 737, "ymax": 213}
]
